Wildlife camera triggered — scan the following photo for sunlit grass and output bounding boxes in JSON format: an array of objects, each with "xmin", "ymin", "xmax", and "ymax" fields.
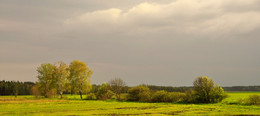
[{"xmin": 1, "ymin": 92, "xmax": 260, "ymax": 115}]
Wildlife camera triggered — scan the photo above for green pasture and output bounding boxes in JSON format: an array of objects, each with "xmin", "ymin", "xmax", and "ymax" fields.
[{"xmin": 0, "ymin": 92, "xmax": 260, "ymax": 115}]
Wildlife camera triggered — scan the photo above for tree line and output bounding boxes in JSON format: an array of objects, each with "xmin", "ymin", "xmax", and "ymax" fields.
[
  {"xmin": 0, "ymin": 80, "xmax": 34, "ymax": 97},
  {"xmin": 1, "ymin": 80, "xmax": 260, "ymax": 97}
]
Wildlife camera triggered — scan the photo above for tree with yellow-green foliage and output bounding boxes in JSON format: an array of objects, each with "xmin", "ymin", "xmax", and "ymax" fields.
[
  {"xmin": 68, "ymin": 60, "xmax": 93, "ymax": 99},
  {"xmin": 185, "ymin": 76, "xmax": 227, "ymax": 103},
  {"xmin": 36, "ymin": 63, "xmax": 56, "ymax": 98},
  {"xmin": 53, "ymin": 61, "xmax": 69, "ymax": 99}
]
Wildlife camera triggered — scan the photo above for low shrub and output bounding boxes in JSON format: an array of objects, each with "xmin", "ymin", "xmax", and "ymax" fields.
[
  {"xmin": 31, "ymin": 85, "xmax": 41, "ymax": 98},
  {"xmin": 97, "ymin": 83, "xmax": 114, "ymax": 100},
  {"xmin": 246, "ymin": 95, "xmax": 260, "ymax": 105},
  {"xmin": 127, "ymin": 85, "xmax": 151, "ymax": 102},
  {"xmin": 150, "ymin": 90, "xmax": 184, "ymax": 103},
  {"xmin": 86, "ymin": 93, "xmax": 97, "ymax": 100},
  {"xmin": 46, "ymin": 89, "xmax": 57, "ymax": 98},
  {"xmin": 151, "ymin": 90, "xmax": 169, "ymax": 102},
  {"xmin": 168, "ymin": 92, "xmax": 185, "ymax": 102},
  {"xmin": 183, "ymin": 90, "xmax": 196, "ymax": 103}
]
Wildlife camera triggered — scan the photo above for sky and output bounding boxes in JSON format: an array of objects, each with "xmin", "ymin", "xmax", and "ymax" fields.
[{"xmin": 0, "ymin": 0, "xmax": 260, "ymax": 86}]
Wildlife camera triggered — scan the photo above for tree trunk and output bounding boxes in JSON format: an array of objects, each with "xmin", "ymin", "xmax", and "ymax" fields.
[
  {"xmin": 80, "ymin": 91, "xmax": 82, "ymax": 99},
  {"xmin": 60, "ymin": 93, "xmax": 63, "ymax": 99}
]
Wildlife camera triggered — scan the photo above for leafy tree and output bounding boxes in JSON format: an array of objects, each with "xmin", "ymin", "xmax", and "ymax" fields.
[
  {"xmin": 108, "ymin": 78, "xmax": 126, "ymax": 100},
  {"xmin": 189, "ymin": 76, "xmax": 227, "ymax": 103},
  {"xmin": 53, "ymin": 61, "xmax": 69, "ymax": 98},
  {"xmin": 68, "ymin": 60, "xmax": 93, "ymax": 99},
  {"xmin": 37, "ymin": 63, "xmax": 56, "ymax": 98}
]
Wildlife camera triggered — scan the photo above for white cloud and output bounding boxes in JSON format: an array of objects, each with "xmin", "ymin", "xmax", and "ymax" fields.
[{"xmin": 64, "ymin": 0, "xmax": 260, "ymax": 36}]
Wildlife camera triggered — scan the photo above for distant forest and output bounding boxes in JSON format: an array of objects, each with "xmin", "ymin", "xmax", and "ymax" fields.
[
  {"xmin": 0, "ymin": 80, "xmax": 34, "ymax": 95},
  {"xmin": 0, "ymin": 80, "xmax": 260, "ymax": 95}
]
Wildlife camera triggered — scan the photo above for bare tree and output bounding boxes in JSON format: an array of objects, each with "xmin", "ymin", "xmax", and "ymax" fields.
[{"xmin": 108, "ymin": 78, "xmax": 126, "ymax": 100}]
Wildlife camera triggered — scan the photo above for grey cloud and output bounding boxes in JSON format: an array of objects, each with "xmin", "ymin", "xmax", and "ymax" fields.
[{"xmin": 0, "ymin": 0, "xmax": 260, "ymax": 86}]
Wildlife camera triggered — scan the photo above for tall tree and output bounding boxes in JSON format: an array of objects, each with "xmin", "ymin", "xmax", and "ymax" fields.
[
  {"xmin": 37, "ymin": 63, "xmax": 56, "ymax": 98},
  {"xmin": 53, "ymin": 61, "xmax": 69, "ymax": 99},
  {"xmin": 68, "ymin": 60, "xmax": 93, "ymax": 99},
  {"xmin": 108, "ymin": 78, "xmax": 126, "ymax": 100}
]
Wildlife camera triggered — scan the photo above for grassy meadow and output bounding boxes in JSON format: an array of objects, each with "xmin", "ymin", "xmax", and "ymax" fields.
[{"xmin": 0, "ymin": 92, "xmax": 260, "ymax": 115}]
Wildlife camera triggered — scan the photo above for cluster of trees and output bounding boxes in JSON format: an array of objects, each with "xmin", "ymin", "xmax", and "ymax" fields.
[
  {"xmin": 124, "ymin": 76, "xmax": 227, "ymax": 103},
  {"xmin": 87, "ymin": 78, "xmax": 127, "ymax": 100},
  {"xmin": 126, "ymin": 85, "xmax": 184, "ymax": 102},
  {"xmin": 0, "ymin": 80, "xmax": 34, "ymax": 96},
  {"xmin": 33, "ymin": 60, "xmax": 93, "ymax": 99},
  {"xmin": 85, "ymin": 76, "xmax": 227, "ymax": 103}
]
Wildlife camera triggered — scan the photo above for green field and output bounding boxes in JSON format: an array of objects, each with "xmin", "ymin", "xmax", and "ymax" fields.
[{"xmin": 1, "ymin": 92, "xmax": 260, "ymax": 115}]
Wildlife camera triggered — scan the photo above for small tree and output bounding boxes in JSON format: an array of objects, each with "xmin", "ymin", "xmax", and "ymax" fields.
[
  {"xmin": 108, "ymin": 78, "xmax": 126, "ymax": 100},
  {"xmin": 190, "ymin": 76, "xmax": 227, "ymax": 103}
]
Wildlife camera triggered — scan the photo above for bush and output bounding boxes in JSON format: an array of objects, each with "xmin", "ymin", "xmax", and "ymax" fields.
[
  {"xmin": 46, "ymin": 89, "xmax": 57, "ymax": 98},
  {"xmin": 150, "ymin": 90, "xmax": 184, "ymax": 103},
  {"xmin": 86, "ymin": 93, "xmax": 97, "ymax": 100},
  {"xmin": 168, "ymin": 92, "xmax": 185, "ymax": 102},
  {"xmin": 237, "ymin": 98, "xmax": 245, "ymax": 104},
  {"xmin": 210, "ymin": 87, "xmax": 228, "ymax": 103},
  {"xmin": 127, "ymin": 85, "xmax": 151, "ymax": 102},
  {"xmin": 105, "ymin": 90, "xmax": 115, "ymax": 99},
  {"xmin": 183, "ymin": 90, "xmax": 196, "ymax": 103},
  {"xmin": 97, "ymin": 83, "xmax": 114, "ymax": 100},
  {"xmin": 31, "ymin": 85, "xmax": 41, "ymax": 98},
  {"xmin": 151, "ymin": 90, "xmax": 168, "ymax": 102},
  {"xmin": 246, "ymin": 95, "xmax": 260, "ymax": 105}
]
